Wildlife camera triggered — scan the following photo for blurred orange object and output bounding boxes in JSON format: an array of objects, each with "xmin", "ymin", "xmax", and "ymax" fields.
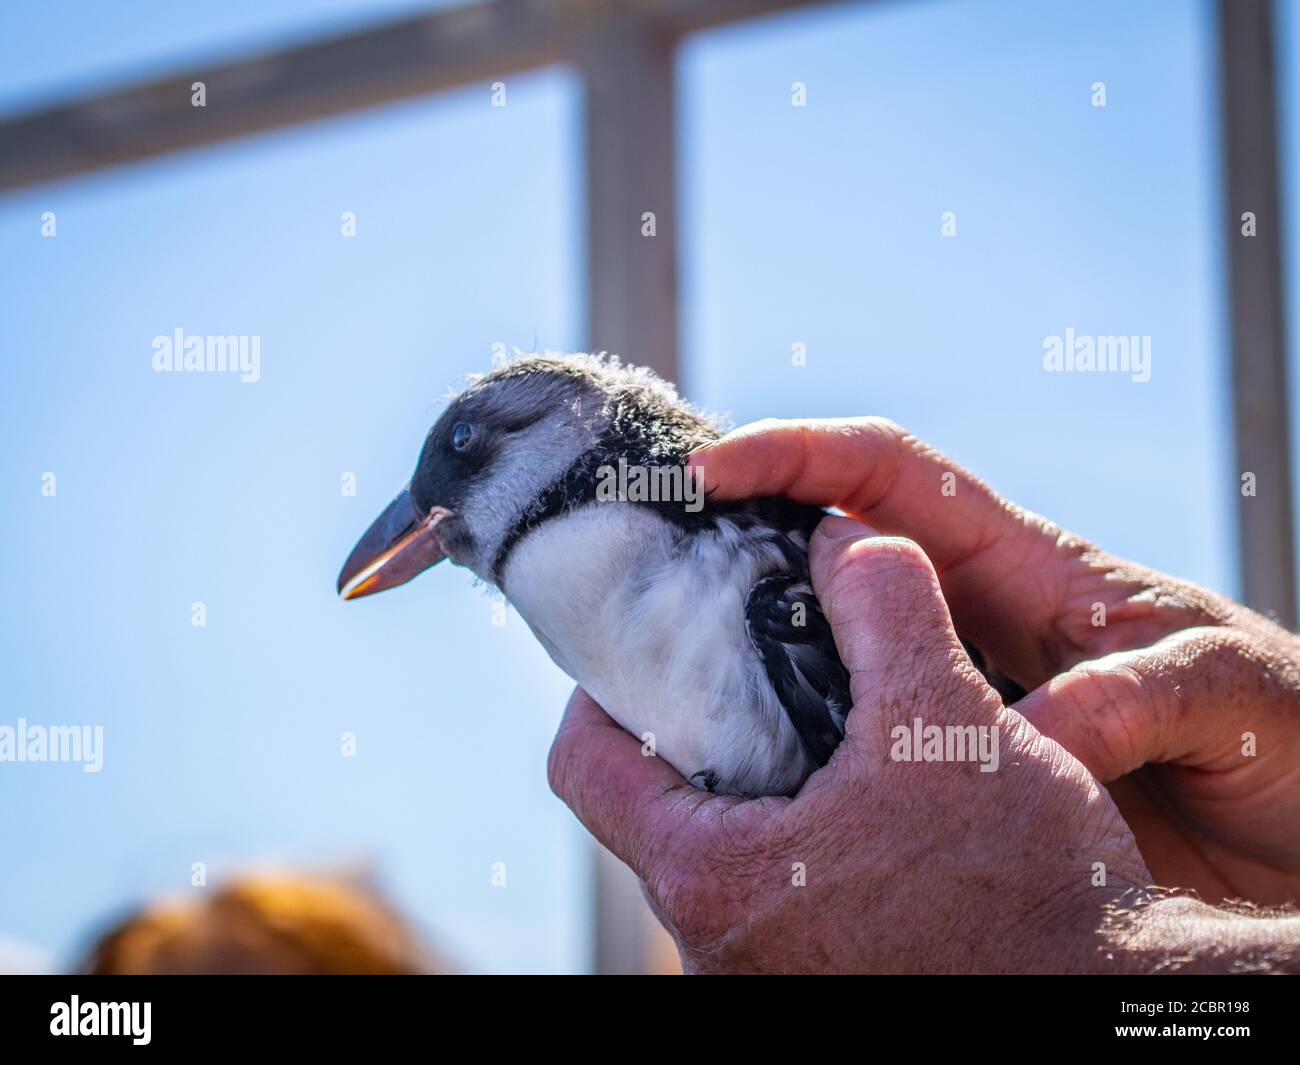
[{"xmin": 82, "ymin": 873, "xmax": 439, "ymax": 975}]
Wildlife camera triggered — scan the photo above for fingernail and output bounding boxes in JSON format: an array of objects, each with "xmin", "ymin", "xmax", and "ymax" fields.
[{"xmin": 816, "ymin": 515, "xmax": 877, "ymax": 539}]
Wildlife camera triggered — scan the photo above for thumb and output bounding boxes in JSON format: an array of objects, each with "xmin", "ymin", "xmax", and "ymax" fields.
[
  {"xmin": 1015, "ymin": 628, "xmax": 1270, "ymax": 783},
  {"xmin": 809, "ymin": 515, "xmax": 993, "ymax": 738}
]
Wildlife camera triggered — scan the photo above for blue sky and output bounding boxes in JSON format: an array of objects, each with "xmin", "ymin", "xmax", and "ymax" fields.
[{"xmin": 1, "ymin": 0, "xmax": 1297, "ymax": 973}]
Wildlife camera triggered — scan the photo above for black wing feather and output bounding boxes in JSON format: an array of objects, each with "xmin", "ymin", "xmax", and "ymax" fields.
[
  {"xmin": 744, "ymin": 574, "xmax": 851, "ymax": 768},
  {"xmin": 744, "ymin": 578, "xmax": 1026, "ymax": 775}
]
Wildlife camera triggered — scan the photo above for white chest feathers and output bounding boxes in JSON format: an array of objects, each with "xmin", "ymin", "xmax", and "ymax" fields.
[{"xmin": 500, "ymin": 503, "xmax": 814, "ymax": 796}]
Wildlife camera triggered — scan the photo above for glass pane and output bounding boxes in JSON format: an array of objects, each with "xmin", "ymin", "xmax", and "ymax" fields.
[
  {"xmin": 0, "ymin": 67, "xmax": 586, "ymax": 974},
  {"xmin": 680, "ymin": 0, "xmax": 1232, "ymax": 597}
]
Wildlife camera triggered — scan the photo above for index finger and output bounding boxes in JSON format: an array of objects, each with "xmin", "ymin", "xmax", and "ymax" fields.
[{"xmin": 687, "ymin": 417, "xmax": 1024, "ymax": 571}]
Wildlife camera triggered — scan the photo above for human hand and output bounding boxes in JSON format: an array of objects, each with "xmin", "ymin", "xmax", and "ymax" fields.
[
  {"xmin": 548, "ymin": 518, "xmax": 1151, "ymax": 973},
  {"xmin": 687, "ymin": 418, "xmax": 1300, "ymax": 905}
]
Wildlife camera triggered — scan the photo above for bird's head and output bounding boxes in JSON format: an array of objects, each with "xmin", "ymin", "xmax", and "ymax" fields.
[{"xmin": 337, "ymin": 356, "xmax": 609, "ymax": 599}]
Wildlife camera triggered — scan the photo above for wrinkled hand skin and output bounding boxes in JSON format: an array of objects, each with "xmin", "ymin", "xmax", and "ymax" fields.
[
  {"xmin": 688, "ymin": 419, "xmax": 1300, "ymax": 907},
  {"xmin": 548, "ymin": 418, "xmax": 1300, "ymax": 974},
  {"xmin": 549, "ymin": 520, "xmax": 1151, "ymax": 974}
]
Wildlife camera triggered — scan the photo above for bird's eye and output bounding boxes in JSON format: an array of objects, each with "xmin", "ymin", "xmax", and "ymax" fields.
[{"xmin": 451, "ymin": 422, "xmax": 474, "ymax": 450}]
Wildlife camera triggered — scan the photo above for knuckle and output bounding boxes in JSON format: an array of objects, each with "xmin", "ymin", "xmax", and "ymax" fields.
[
  {"xmin": 834, "ymin": 535, "xmax": 933, "ymax": 589},
  {"xmin": 1185, "ymin": 624, "xmax": 1252, "ymax": 667},
  {"xmin": 840, "ymin": 418, "xmax": 908, "ymax": 511},
  {"xmin": 859, "ymin": 415, "xmax": 907, "ymax": 442},
  {"xmin": 1172, "ymin": 624, "xmax": 1285, "ymax": 703}
]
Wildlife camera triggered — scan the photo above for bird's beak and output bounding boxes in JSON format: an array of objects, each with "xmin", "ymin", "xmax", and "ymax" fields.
[{"xmin": 337, "ymin": 488, "xmax": 451, "ymax": 600}]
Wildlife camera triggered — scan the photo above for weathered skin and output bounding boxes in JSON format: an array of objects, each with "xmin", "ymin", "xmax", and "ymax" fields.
[{"xmin": 548, "ymin": 416, "xmax": 1300, "ymax": 973}]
